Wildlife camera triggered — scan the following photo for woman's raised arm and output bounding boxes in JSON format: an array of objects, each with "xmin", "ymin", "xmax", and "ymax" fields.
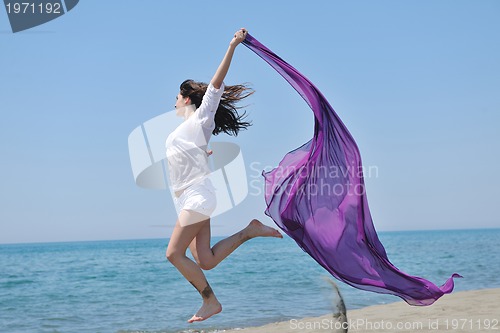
[{"xmin": 211, "ymin": 28, "xmax": 248, "ymax": 89}]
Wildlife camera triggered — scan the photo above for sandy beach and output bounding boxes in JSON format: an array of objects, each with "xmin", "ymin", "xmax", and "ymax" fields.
[{"xmin": 224, "ymin": 288, "xmax": 500, "ymax": 333}]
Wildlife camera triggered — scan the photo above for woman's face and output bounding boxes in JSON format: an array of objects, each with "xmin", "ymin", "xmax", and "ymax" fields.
[
  {"xmin": 175, "ymin": 93, "xmax": 191, "ymax": 117},
  {"xmin": 175, "ymin": 93, "xmax": 191, "ymax": 118},
  {"xmin": 175, "ymin": 93, "xmax": 189, "ymax": 108}
]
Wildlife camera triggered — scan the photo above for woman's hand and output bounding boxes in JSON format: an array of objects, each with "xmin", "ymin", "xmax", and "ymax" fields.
[{"xmin": 230, "ymin": 28, "xmax": 248, "ymax": 48}]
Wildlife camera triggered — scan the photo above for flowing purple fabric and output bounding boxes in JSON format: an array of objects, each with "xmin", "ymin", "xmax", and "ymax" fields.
[{"xmin": 242, "ymin": 34, "xmax": 462, "ymax": 306}]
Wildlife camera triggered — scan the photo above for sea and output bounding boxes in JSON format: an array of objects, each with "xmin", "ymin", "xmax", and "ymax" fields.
[{"xmin": 1, "ymin": 228, "xmax": 499, "ymax": 333}]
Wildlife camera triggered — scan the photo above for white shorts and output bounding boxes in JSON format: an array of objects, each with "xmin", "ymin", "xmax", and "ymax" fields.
[{"xmin": 173, "ymin": 178, "xmax": 217, "ymax": 220}]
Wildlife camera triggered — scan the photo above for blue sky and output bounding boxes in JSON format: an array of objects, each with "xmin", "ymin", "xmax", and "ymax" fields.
[{"xmin": 1, "ymin": 1, "xmax": 499, "ymax": 244}]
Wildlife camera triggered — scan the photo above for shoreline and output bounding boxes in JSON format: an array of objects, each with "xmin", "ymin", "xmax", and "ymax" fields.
[{"xmin": 222, "ymin": 288, "xmax": 500, "ymax": 333}]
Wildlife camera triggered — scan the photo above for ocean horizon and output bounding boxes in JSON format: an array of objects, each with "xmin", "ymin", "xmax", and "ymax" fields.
[{"xmin": 1, "ymin": 227, "xmax": 499, "ymax": 333}]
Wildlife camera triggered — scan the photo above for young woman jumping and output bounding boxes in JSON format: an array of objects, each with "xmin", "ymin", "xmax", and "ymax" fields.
[{"xmin": 165, "ymin": 28, "xmax": 283, "ymax": 324}]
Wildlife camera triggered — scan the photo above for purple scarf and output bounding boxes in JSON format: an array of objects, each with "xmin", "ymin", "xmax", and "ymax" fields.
[{"xmin": 242, "ymin": 34, "xmax": 462, "ymax": 306}]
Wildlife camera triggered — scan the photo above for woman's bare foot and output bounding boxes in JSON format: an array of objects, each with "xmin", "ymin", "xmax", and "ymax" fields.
[
  {"xmin": 187, "ymin": 299, "xmax": 222, "ymax": 323},
  {"xmin": 246, "ymin": 219, "xmax": 283, "ymax": 239}
]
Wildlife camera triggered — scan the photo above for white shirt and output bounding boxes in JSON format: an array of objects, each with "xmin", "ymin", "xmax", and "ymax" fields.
[{"xmin": 165, "ymin": 82, "xmax": 225, "ymax": 192}]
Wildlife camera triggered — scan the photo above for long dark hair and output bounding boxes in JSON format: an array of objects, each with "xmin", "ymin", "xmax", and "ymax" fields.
[{"xmin": 179, "ymin": 79, "xmax": 253, "ymax": 136}]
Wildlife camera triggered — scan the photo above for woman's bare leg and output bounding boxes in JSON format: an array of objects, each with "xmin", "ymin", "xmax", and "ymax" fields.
[
  {"xmin": 166, "ymin": 210, "xmax": 221, "ymax": 323},
  {"xmin": 189, "ymin": 219, "xmax": 283, "ymax": 271}
]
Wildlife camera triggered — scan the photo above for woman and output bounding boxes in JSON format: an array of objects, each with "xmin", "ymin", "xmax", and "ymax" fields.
[{"xmin": 165, "ymin": 28, "xmax": 283, "ymax": 324}]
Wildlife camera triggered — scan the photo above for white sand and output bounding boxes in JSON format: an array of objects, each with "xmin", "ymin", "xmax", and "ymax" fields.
[{"xmin": 223, "ymin": 288, "xmax": 500, "ymax": 333}]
